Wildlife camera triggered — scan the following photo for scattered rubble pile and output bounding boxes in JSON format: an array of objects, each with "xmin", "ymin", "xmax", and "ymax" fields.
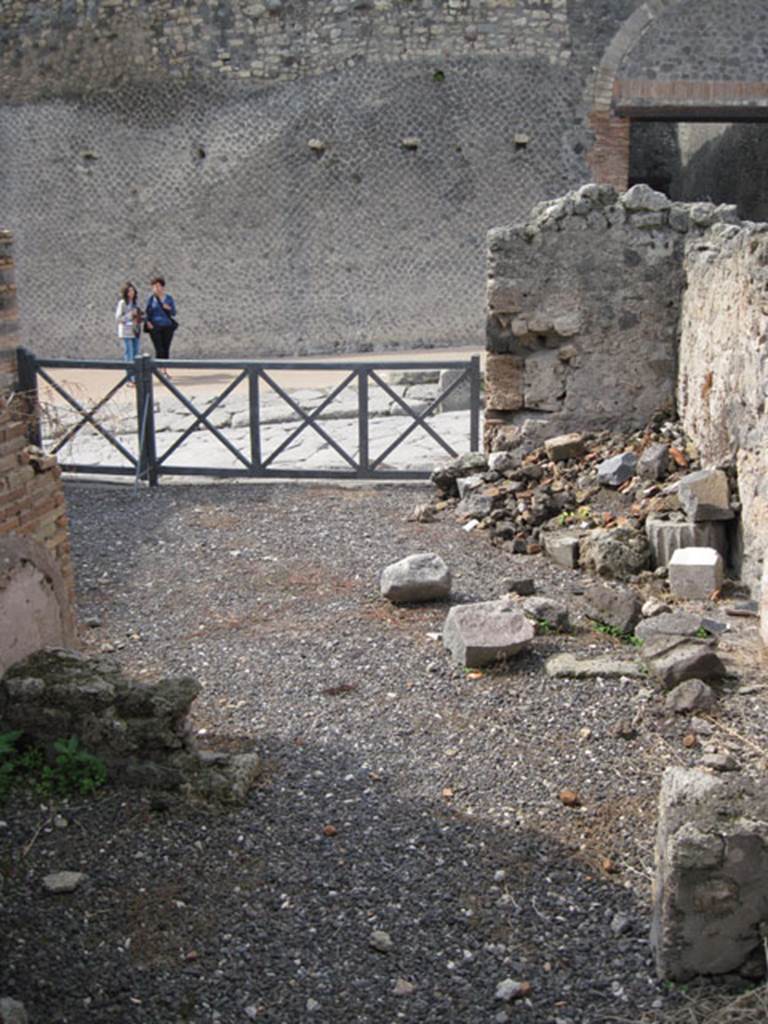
[{"xmin": 426, "ymin": 419, "xmax": 739, "ymax": 587}]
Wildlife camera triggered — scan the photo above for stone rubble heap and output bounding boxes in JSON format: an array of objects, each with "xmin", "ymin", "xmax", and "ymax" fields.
[{"xmin": 427, "ymin": 418, "xmax": 739, "ymax": 590}]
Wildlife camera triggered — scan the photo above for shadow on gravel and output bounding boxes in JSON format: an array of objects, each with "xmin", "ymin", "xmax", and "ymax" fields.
[{"xmin": 1, "ymin": 734, "xmax": 663, "ymax": 1024}]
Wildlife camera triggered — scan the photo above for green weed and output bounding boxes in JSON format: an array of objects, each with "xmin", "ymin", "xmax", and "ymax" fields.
[
  {"xmin": 590, "ymin": 621, "xmax": 644, "ymax": 647},
  {"xmin": 0, "ymin": 733, "xmax": 106, "ymax": 803}
]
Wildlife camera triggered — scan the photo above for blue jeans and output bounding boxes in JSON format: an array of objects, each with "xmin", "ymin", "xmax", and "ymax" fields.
[{"xmin": 122, "ymin": 335, "xmax": 140, "ymax": 377}]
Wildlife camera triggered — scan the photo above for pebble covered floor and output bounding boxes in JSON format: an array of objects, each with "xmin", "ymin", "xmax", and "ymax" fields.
[{"xmin": 2, "ymin": 481, "xmax": 765, "ymax": 1024}]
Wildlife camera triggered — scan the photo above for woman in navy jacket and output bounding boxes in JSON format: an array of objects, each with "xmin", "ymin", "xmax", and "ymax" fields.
[{"xmin": 145, "ymin": 275, "xmax": 177, "ymax": 374}]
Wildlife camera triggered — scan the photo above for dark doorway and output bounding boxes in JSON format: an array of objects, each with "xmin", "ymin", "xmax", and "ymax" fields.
[{"xmin": 629, "ymin": 121, "xmax": 768, "ymax": 221}]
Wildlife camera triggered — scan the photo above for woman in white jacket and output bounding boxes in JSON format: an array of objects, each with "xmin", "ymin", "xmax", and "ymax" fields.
[{"xmin": 115, "ymin": 282, "xmax": 142, "ymax": 383}]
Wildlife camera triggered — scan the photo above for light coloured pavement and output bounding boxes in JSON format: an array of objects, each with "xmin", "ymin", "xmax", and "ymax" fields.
[{"xmin": 35, "ymin": 347, "xmax": 485, "ymax": 479}]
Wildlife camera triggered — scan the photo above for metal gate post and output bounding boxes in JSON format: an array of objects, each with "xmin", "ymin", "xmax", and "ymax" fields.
[
  {"xmin": 357, "ymin": 366, "xmax": 369, "ymax": 475},
  {"xmin": 15, "ymin": 346, "xmax": 42, "ymax": 446},
  {"xmin": 469, "ymin": 355, "xmax": 481, "ymax": 452},
  {"xmin": 135, "ymin": 355, "xmax": 158, "ymax": 486}
]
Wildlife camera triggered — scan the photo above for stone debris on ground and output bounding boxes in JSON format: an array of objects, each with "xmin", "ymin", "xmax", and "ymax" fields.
[{"xmin": 379, "ymin": 551, "xmax": 451, "ymax": 604}]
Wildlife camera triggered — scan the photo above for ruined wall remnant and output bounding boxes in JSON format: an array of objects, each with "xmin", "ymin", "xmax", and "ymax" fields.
[
  {"xmin": 1, "ymin": 230, "xmax": 78, "ymax": 673},
  {"xmin": 484, "ymin": 184, "xmax": 740, "ymax": 453},
  {"xmin": 678, "ymin": 223, "xmax": 768, "ymax": 593},
  {"xmin": 652, "ymin": 767, "xmax": 768, "ymax": 982},
  {"xmin": 0, "ymin": 649, "xmax": 260, "ymax": 803}
]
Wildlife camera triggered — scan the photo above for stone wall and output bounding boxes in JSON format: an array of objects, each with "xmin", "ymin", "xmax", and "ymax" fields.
[
  {"xmin": 678, "ymin": 222, "xmax": 768, "ymax": 593},
  {"xmin": 3, "ymin": 0, "xmax": 768, "ymax": 358},
  {"xmin": 484, "ymin": 184, "xmax": 740, "ymax": 453}
]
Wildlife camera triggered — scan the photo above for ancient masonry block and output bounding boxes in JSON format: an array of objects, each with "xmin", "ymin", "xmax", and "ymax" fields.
[
  {"xmin": 485, "ymin": 353, "xmax": 524, "ymax": 412},
  {"xmin": 668, "ymin": 547, "xmax": 724, "ymax": 600},
  {"xmin": 652, "ymin": 767, "xmax": 768, "ymax": 981}
]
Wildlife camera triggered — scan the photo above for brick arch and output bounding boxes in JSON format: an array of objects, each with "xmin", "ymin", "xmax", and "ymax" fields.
[{"xmin": 584, "ymin": 0, "xmax": 768, "ymax": 187}]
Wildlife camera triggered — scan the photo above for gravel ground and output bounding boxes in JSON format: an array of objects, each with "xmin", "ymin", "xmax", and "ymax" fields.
[{"xmin": 2, "ymin": 479, "xmax": 766, "ymax": 1024}]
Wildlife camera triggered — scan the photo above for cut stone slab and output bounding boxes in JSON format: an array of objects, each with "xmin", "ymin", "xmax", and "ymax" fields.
[
  {"xmin": 677, "ymin": 469, "xmax": 733, "ymax": 522},
  {"xmin": 668, "ymin": 547, "xmax": 724, "ymax": 600},
  {"xmin": 543, "ymin": 531, "xmax": 580, "ymax": 570},
  {"xmin": 651, "ymin": 767, "xmax": 768, "ymax": 981},
  {"xmin": 437, "ymin": 367, "xmax": 472, "ymax": 412},
  {"xmin": 582, "ymin": 581, "xmax": 641, "ymax": 634},
  {"xmin": 380, "ymin": 553, "xmax": 451, "ymax": 604},
  {"xmin": 597, "ymin": 452, "xmax": 637, "ymax": 487},
  {"xmin": 637, "ymin": 443, "xmax": 670, "ymax": 481},
  {"xmin": 635, "ymin": 611, "xmax": 710, "ymax": 643},
  {"xmin": 545, "ymin": 653, "xmax": 643, "ymax": 678},
  {"xmin": 443, "ymin": 599, "xmax": 534, "ymax": 668},
  {"xmin": 645, "ymin": 518, "xmax": 728, "ymax": 568},
  {"xmin": 544, "ymin": 432, "xmax": 586, "ymax": 462},
  {"xmin": 665, "ymin": 679, "xmax": 716, "ymax": 713}
]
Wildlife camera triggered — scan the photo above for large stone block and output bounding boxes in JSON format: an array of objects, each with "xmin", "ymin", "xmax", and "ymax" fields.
[
  {"xmin": 645, "ymin": 518, "xmax": 728, "ymax": 568},
  {"xmin": 582, "ymin": 581, "xmax": 641, "ymax": 634},
  {"xmin": 668, "ymin": 547, "xmax": 724, "ymax": 600},
  {"xmin": 485, "ymin": 353, "xmax": 524, "ymax": 412},
  {"xmin": 652, "ymin": 767, "xmax": 768, "ymax": 981},
  {"xmin": 677, "ymin": 469, "xmax": 733, "ymax": 522},
  {"xmin": 443, "ymin": 599, "xmax": 534, "ymax": 668},
  {"xmin": 522, "ymin": 350, "xmax": 565, "ymax": 413}
]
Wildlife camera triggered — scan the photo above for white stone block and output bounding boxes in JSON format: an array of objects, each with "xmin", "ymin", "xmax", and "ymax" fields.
[{"xmin": 668, "ymin": 547, "xmax": 724, "ymax": 600}]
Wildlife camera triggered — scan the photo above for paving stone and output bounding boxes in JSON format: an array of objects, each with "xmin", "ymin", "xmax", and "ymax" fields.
[{"xmin": 545, "ymin": 653, "xmax": 643, "ymax": 679}]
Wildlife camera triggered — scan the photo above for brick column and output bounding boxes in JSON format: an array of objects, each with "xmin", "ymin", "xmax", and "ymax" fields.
[{"xmin": 0, "ymin": 229, "xmax": 19, "ymax": 349}]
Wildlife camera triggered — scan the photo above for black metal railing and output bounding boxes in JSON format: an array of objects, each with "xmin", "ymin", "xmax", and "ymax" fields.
[{"xmin": 16, "ymin": 348, "xmax": 482, "ymax": 485}]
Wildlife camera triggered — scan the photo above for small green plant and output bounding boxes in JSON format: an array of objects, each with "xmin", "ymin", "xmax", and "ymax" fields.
[
  {"xmin": 695, "ymin": 626, "xmax": 709, "ymax": 638},
  {"xmin": 41, "ymin": 737, "xmax": 107, "ymax": 797},
  {"xmin": 591, "ymin": 621, "xmax": 643, "ymax": 647},
  {"xmin": 536, "ymin": 618, "xmax": 553, "ymax": 635},
  {"xmin": 557, "ymin": 505, "xmax": 591, "ymax": 527},
  {"xmin": 433, "ymin": 69, "xmax": 445, "ymax": 82},
  {"xmin": 0, "ymin": 733, "xmax": 106, "ymax": 803}
]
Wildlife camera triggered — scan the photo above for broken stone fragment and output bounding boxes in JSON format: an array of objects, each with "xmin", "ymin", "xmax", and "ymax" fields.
[
  {"xmin": 0, "ymin": 998, "xmax": 28, "ymax": 1024},
  {"xmin": 597, "ymin": 452, "xmax": 637, "ymax": 487},
  {"xmin": 545, "ymin": 653, "xmax": 643, "ymax": 678},
  {"xmin": 542, "ymin": 531, "xmax": 580, "ymax": 570},
  {"xmin": 43, "ymin": 871, "xmax": 87, "ymax": 894},
  {"xmin": 643, "ymin": 637, "xmax": 727, "ymax": 690},
  {"xmin": 442, "ymin": 599, "xmax": 534, "ymax": 668},
  {"xmin": 380, "ymin": 553, "xmax": 451, "ymax": 604},
  {"xmin": 488, "ymin": 450, "xmax": 519, "ymax": 475},
  {"xmin": 621, "ymin": 184, "xmax": 671, "ymax": 212},
  {"xmin": 677, "ymin": 469, "xmax": 733, "ymax": 522},
  {"xmin": 668, "ymin": 547, "xmax": 724, "ymax": 600},
  {"xmin": 637, "ymin": 443, "xmax": 670, "ymax": 481},
  {"xmin": 455, "ymin": 491, "xmax": 494, "ymax": 522},
  {"xmin": 665, "ymin": 679, "xmax": 716, "ymax": 714},
  {"xmin": 635, "ymin": 611, "xmax": 711, "ymax": 643},
  {"xmin": 582, "ymin": 580, "xmax": 641, "ymax": 635},
  {"xmin": 430, "ymin": 452, "xmax": 488, "ymax": 497},
  {"xmin": 544, "ymin": 432, "xmax": 585, "ymax": 462},
  {"xmin": 522, "ymin": 595, "xmax": 570, "ymax": 632}
]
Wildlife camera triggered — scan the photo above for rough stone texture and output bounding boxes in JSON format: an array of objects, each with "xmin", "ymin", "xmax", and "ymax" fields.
[
  {"xmin": 521, "ymin": 595, "xmax": 570, "ymax": 632},
  {"xmin": 645, "ymin": 518, "xmax": 728, "ymax": 569},
  {"xmin": 582, "ymin": 581, "xmax": 641, "ymax": 635},
  {"xmin": 678, "ymin": 223, "xmax": 768, "ymax": 592},
  {"xmin": 545, "ymin": 653, "xmax": 643, "ymax": 679},
  {"xmin": 0, "ymin": 649, "xmax": 260, "ymax": 803},
  {"xmin": 579, "ymin": 526, "xmax": 651, "ymax": 581},
  {"xmin": 430, "ymin": 453, "xmax": 488, "ymax": 498},
  {"xmin": 0, "ymin": 536, "xmax": 76, "ymax": 677},
  {"xmin": 665, "ymin": 679, "xmax": 716, "ymax": 714},
  {"xmin": 442, "ymin": 599, "xmax": 534, "ymax": 668},
  {"xmin": 761, "ymin": 556, "xmax": 768, "ymax": 655},
  {"xmin": 677, "ymin": 469, "xmax": 733, "ymax": 522},
  {"xmin": 642, "ymin": 637, "xmax": 727, "ymax": 691},
  {"xmin": 597, "ymin": 452, "xmax": 638, "ymax": 487},
  {"xmin": 0, "ymin": 998, "xmax": 28, "ymax": 1024},
  {"xmin": 637, "ymin": 443, "xmax": 670, "ymax": 481},
  {"xmin": 651, "ymin": 767, "xmax": 768, "ymax": 982},
  {"xmin": 379, "ymin": 552, "xmax": 451, "ymax": 605},
  {"xmin": 668, "ymin": 547, "xmax": 724, "ymax": 601}
]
